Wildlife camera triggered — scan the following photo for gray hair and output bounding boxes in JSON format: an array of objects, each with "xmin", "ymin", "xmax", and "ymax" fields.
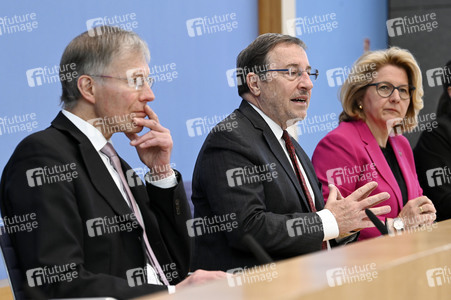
[{"xmin": 59, "ymin": 26, "xmax": 150, "ymax": 109}]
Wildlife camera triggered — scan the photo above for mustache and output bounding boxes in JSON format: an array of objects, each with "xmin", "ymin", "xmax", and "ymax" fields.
[{"xmin": 291, "ymin": 90, "xmax": 310, "ymax": 98}]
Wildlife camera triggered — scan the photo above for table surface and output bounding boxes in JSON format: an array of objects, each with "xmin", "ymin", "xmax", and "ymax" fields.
[{"xmin": 136, "ymin": 219, "xmax": 451, "ymax": 300}]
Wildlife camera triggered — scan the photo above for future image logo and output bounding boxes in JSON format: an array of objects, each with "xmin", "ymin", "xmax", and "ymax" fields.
[
  {"xmin": 326, "ymin": 163, "xmax": 377, "ymax": 186},
  {"xmin": 326, "ymin": 263, "xmax": 378, "ymax": 287},
  {"xmin": 0, "ymin": 13, "xmax": 38, "ymax": 36},
  {"xmin": 226, "ymin": 163, "xmax": 278, "ymax": 187},
  {"xmin": 86, "ymin": 13, "xmax": 138, "ymax": 37},
  {"xmin": 186, "ymin": 13, "xmax": 238, "ymax": 37},
  {"xmin": 386, "ymin": 13, "xmax": 438, "ymax": 37},
  {"xmin": 286, "ymin": 13, "xmax": 338, "ymax": 36},
  {"xmin": 186, "ymin": 213, "xmax": 238, "ymax": 237},
  {"xmin": 186, "ymin": 113, "xmax": 237, "ymax": 137},
  {"xmin": 426, "ymin": 66, "xmax": 451, "ymax": 87},
  {"xmin": 26, "ymin": 63, "xmax": 78, "ymax": 88},
  {"xmin": 426, "ymin": 167, "xmax": 451, "ymax": 187},
  {"xmin": 426, "ymin": 266, "xmax": 451, "ymax": 287}
]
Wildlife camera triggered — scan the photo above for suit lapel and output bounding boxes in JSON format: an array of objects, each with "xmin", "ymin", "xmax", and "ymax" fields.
[
  {"xmin": 293, "ymin": 140, "xmax": 324, "ymax": 210},
  {"xmin": 121, "ymin": 160, "xmax": 170, "ymax": 262},
  {"xmin": 357, "ymin": 121, "xmax": 403, "ymax": 208},
  {"xmin": 52, "ymin": 112, "xmax": 134, "ymax": 217},
  {"xmin": 239, "ymin": 101, "xmax": 312, "ymax": 211}
]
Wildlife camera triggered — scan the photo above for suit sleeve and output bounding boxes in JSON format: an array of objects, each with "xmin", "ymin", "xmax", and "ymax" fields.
[
  {"xmin": 194, "ymin": 130, "xmax": 324, "ymax": 258},
  {"xmin": 0, "ymin": 138, "xmax": 168, "ymax": 300},
  {"xmin": 145, "ymin": 170, "xmax": 191, "ymax": 276},
  {"xmin": 414, "ymin": 122, "xmax": 451, "ymax": 221}
]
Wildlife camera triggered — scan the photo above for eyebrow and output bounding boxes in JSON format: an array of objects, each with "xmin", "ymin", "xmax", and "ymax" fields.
[
  {"xmin": 284, "ymin": 63, "xmax": 312, "ymax": 70},
  {"xmin": 130, "ymin": 72, "xmax": 148, "ymax": 77}
]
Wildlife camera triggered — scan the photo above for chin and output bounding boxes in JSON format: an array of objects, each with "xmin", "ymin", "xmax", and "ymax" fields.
[{"xmin": 286, "ymin": 115, "xmax": 306, "ymax": 127}]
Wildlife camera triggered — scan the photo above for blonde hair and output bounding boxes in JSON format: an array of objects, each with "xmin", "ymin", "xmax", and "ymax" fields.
[{"xmin": 339, "ymin": 47, "xmax": 423, "ymax": 132}]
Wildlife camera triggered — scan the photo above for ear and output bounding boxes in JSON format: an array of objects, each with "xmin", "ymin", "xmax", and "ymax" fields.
[
  {"xmin": 77, "ymin": 75, "xmax": 96, "ymax": 105},
  {"xmin": 246, "ymin": 72, "xmax": 261, "ymax": 96}
]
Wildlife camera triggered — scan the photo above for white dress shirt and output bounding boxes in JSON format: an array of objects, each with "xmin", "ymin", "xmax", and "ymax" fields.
[
  {"xmin": 247, "ymin": 103, "xmax": 339, "ymax": 243},
  {"xmin": 61, "ymin": 110, "xmax": 176, "ymax": 293}
]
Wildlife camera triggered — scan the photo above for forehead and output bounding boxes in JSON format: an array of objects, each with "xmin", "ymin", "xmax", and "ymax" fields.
[
  {"xmin": 108, "ymin": 51, "xmax": 150, "ymax": 74},
  {"xmin": 266, "ymin": 43, "xmax": 309, "ymax": 67},
  {"xmin": 374, "ymin": 64, "xmax": 409, "ymax": 84}
]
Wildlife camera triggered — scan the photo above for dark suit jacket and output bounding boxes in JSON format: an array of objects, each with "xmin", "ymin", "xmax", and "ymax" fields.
[
  {"xmin": 0, "ymin": 112, "xmax": 191, "ymax": 299},
  {"xmin": 191, "ymin": 100, "xmax": 325, "ymax": 271},
  {"xmin": 414, "ymin": 114, "xmax": 451, "ymax": 221}
]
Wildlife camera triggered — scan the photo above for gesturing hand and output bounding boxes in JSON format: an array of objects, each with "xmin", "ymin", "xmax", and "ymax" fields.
[
  {"xmin": 398, "ymin": 196, "xmax": 436, "ymax": 228},
  {"xmin": 176, "ymin": 270, "xmax": 227, "ymax": 289},
  {"xmin": 325, "ymin": 182, "xmax": 391, "ymax": 235},
  {"xmin": 125, "ymin": 105, "xmax": 174, "ymax": 178}
]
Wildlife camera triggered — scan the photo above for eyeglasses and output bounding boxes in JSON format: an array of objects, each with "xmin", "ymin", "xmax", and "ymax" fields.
[
  {"xmin": 88, "ymin": 74, "xmax": 155, "ymax": 90},
  {"xmin": 366, "ymin": 81, "xmax": 415, "ymax": 100},
  {"xmin": 265, "ymin": 67, "xmax": 319, "ymax": 81}
]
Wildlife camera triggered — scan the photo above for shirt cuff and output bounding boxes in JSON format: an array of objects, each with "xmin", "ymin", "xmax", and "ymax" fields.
[
  {"xmin": 145, "ymin": 170, "xmax": 177, "ymax": 189},
  {"xmin": 168, "ymin": 285, "xmax": 176, "ymax": 294},
  {"xmin": 317, "ymin": 209, "xmax": 339, "ymax": 241}
]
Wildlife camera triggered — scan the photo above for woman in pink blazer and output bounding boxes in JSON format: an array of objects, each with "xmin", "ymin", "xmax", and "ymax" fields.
[{"xmin": 312, "ymin": 47, "xmax": 436, "ymax": 240}]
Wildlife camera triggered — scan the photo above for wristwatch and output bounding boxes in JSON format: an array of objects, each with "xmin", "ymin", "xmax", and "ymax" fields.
[{"xmin": 393, "ymin": 217, "xmax": 405, "ymax": 231}]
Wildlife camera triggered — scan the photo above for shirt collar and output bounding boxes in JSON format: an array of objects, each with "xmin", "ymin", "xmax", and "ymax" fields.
[
  {"xmin": 61, "ymin": 110, "xmax": 110, "ymax": 151},
  {"xmin": 247, "ymin": 102, "xmax": 284, "ymax": 141}
]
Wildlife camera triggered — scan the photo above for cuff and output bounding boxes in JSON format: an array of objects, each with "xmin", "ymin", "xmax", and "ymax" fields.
[
  {"xmin": 168, "ymin": 285, "xmax": 176, "ymax": 294},
  {"xmin": 317, "ymin": 209, "xmax": 339, "ymax": 241},
  {"xmin": 145, "ymin": 170, "xmax": 177, "ymax": 189}
]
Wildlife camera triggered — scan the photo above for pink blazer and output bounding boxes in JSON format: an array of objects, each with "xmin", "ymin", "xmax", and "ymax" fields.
[{"xmin": 312, "ymin": 120, "xmax": 423, "ymax": 240}]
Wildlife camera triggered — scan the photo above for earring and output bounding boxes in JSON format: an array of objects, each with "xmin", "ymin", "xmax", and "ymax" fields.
[{"xmin": 358, "ymin": 104, "xmax": 363, "ymax": 109}]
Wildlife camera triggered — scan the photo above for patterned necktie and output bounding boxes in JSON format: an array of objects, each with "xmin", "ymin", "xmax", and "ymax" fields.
[
  {"xmin": 101, "ymin": 143, "xmax": 169, "ymax": 285},
  {"xmin": 282, "ymin": 130, "xmax": 317, "ymax": 212},
  {"xmin": 282, "ymin": 131, "xmax": 327, "ymax": 250}
]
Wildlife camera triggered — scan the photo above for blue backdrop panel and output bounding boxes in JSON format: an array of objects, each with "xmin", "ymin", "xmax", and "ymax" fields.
[{"xmin": 294, "ymin": 0, "xmax": 387, "ymax": 157}]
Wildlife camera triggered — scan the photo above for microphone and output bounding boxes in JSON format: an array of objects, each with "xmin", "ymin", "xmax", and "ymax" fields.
[
  {"xmin": 365, "ymin": 209, "xmax": 388, "ymax": 235},
  {"xmin": 241, "ymin": 234, "xmax": 273, "ymax": 264}
]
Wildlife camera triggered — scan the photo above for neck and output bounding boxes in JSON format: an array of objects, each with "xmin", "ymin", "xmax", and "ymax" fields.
[
  {"xmin": 66, "ymin": 102, "xmax": 113, "ymax": 140},
  {"xmin": 365, "ymin": 120, "xmax": 389, "ymax": 148},
  {"xmin": 243, "ymin": 95, "xmax": 287, "ymax": 130}
]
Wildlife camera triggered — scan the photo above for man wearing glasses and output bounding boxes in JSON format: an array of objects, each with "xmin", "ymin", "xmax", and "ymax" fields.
[
  {"xmin": 190, "ymin": 33, "xmax": 392, "ymax": 271},
  {"xmin": 0, "ymin": 26, "xmax": 223, "ymax": 299}
]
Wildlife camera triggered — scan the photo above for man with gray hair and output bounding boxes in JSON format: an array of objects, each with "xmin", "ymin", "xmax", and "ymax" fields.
[
  {"xmin": 191, "ymin": 33, "xmax": 392, "ymax": 271},
  {"xmin": 0, "ymin": 26, "xmax": 223, "ymax": 299}
]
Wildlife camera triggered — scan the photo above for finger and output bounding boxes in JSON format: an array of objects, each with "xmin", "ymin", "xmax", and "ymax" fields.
[
  {"xmin": 348, "ymin": 182, "xmax": 378, "ymax": 202},
  {"xmin": 130, "ymin": 131, "xmax": 156, "ymax": 146},
  {"xmin": 355, "ymin": 220, "xmax": 376, "ymax": 229},
  {"xmin": 125, "ymin": 132, "xmax": 139, "ymax": 142},
  {"xmin": 419, "ymin": 203, "xmax": 436, "ymax": 214},
  {"xmin": 328, "ymin": 184, "xmax": 338, "ymax": 201},
  {"xmin": 135, "ymin": 136, "xmax": 172, "ymax": 149},
  {"xmin": 412, "ymin": 196, "xmax": 434, "ymax": 207},
  {"xmin": 132, "ymin": 118, "xmax": 168, "ymax": 133},
  {"xmin": 132, "ymin": 131, "xmax": 171, "ymax": 148},
  {"xmin": 336, "ymin": 185, "xmax": 344, "ymax": 200},
  {"xmin": 358, "ymin": 192, "xmax": 390, "ymax": 210},
  {"xmin": 144, "ymin": 104, "xmax": 160, "ymax": 123},
  {"xmin": 366, "ymin": 205, "xmax": 391, "ymax": 216},
  {"xmin": 212, "ymin": 271, "xmax": 227, "ymax": 279},
  {"xmin": 414, "ymin": 213, "xmax": 434, "ymax": 225}
]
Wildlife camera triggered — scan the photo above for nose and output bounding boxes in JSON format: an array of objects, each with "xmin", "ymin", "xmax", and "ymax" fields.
[
  {"xmin": 297, "ymin": 72, "xmax": 314, "ymax": 90},
  {"xmin": 139, "ymin": 82, "xmax": 155, "ymax": 103},
  {"xmin": 389, "ymin": 88, "xmax": 401, "ymax": 103}
]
